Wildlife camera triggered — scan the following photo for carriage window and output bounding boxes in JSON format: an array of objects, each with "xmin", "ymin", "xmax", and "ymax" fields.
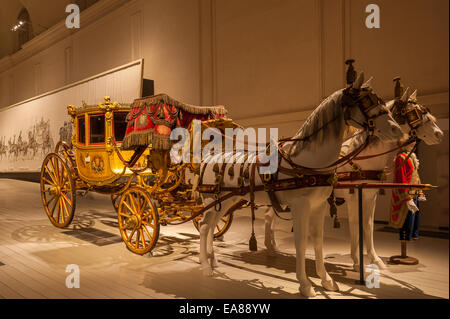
[
  {"xmin": 77, "ymin": 116, "xmax": 85, "ymax": 144},
  {"xmin": 113, "ymin": 112, "xmax": 128, "ymax": 142},
  {"xmin": 89, "ymin": 114, "xmax": 105, "ymax": 144}
]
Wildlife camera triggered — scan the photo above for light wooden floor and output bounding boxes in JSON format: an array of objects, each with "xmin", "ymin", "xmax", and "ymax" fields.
[{"xmin": 0, "ymin": 179, "xmax": 448, "ymax": 299}]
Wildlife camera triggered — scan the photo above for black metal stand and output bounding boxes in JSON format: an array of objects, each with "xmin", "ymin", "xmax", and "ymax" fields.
[{"xmin": 357, "ymin": 186, "xmax": 365, "ymax": 285}]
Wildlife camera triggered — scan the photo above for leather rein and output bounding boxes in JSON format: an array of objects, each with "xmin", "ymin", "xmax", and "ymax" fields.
[
  {"xmin": 189, "ymin": 88, "xmax": 392, "ymax": 223},
  {"xmin": 338, "ymin": 98, "xmax": 425, "ymax": 178}
]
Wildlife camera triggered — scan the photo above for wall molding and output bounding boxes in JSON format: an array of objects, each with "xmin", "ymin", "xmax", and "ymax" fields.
[
  {"xmin": 344, "ymin": 0, "xmax": 351, "ymax": 62},
  {"xmin": 33, "ymin": 62, "xmax": 41, "ymax": 95},
  {"xmin": 211, "ymin": 0, "xmax": 217, "ymax": 105},
  {"xmin": 130, "ymin": 10, "xmax": 143, "ymax": 61},
  {"xmin": 317, "ymin": 0, "xmax": 325, "ymax": 100},
  {"xmin": 0, "ymin": 0, "xmax": 129, "ymax": 75},
  {"xmin": 64, "ymin": 46, "xmax": 73, "ymax": 85},
  {"xmin": 8, "ymin": 74, "xmax": 14, "ymax": 105},
  {"xmin": 198, "ymin": 0, "xmax": 203, "ymax": 105}
]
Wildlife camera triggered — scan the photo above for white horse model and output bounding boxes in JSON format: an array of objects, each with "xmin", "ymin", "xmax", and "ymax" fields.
[
  {"xmin": 196, "ymin": 72, "xmax": 403, "ymax": 297},
  {"xmin": 333, "ymin": 88, "xmax": 444, "ymax": 271},
  {"xmin": 263, "ymin": 86, "xmax": 444, "ymax": 272}
]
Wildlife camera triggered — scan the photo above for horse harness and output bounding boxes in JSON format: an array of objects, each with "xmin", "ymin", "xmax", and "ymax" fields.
[
  {"xmin": 336, "ymin": 97, "xmax": 428, "ymax": 187},
  {"xmin": 332, "ymin": 98, "xmax": 427, "ymax": 209},
  {"xmin": 194, "ymin": 85, "xmax": 388, "ymax": 223},
  {"xmin": 392, "ymin": 98, "xmax": 429, "ymax": 138}
]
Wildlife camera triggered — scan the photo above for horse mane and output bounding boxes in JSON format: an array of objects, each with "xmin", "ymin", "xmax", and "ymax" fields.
[{"xmin": 290, "ymin": 89, "xmax": 345, "ymax": 154}]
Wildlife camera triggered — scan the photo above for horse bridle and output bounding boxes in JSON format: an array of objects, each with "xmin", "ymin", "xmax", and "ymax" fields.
[
  {"xmin": 350, "ymin": 98, "xmax": 430, "ymax": 167},
  {"xmin": 342, "ymin": 86, "xmax": 389, "ymax": 135},
  {"xmin": 392, "ymin": 98, "xmax": 429, "ymax": 138},
  {"xmin": 277, "ymin": 86, "xmax": 389, "ymax": 175}
]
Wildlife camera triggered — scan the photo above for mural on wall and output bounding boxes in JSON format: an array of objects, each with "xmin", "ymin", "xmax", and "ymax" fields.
[
  {"xmin": 2, "ymin": 118, "xmax": 55, "ymax": 162},
  {"xmin": 0, "ymin": 136, "xmax": 7, "ymax": 160},
  {"xmin": 59, "ymin": 121, "xmax": 73, "ymax": 147},
  {"xmin": 0, "ymin": 115, "xmax": 75, "ymax": 171}
]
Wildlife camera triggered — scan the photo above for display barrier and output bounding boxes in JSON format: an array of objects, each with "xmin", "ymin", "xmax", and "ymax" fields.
[{"xmin": 334, "ymin": 182, "xmax": 436, "ymax": 284}]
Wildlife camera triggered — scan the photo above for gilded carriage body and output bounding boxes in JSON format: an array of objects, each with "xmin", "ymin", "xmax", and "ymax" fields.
[
  {"xmin": 40, "ymin": 94, "xmax": 237, "ymax": 254},
  {"xmin": 66, "ymin": 97, "xmax": 149, "ymax": 186}
]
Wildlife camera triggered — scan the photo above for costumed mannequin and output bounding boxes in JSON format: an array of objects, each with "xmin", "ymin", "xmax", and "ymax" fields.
[{"xmin": 389, "ymin": 145, "xmax": 426, "ymax": 265}]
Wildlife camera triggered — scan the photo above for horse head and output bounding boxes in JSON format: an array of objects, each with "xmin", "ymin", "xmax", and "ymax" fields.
[
  {"xmin": 342, "ymin": 72, "xmax": 403, "ymax": 142},
  {"xmin": 390, "ymin": 88, "xmax": 443, "ymax": 145}
]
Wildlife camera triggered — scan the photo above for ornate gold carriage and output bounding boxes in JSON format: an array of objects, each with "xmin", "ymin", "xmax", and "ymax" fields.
[{"xmin": 40, "ymin": 95, "xmax": 238, "ymax": 254}]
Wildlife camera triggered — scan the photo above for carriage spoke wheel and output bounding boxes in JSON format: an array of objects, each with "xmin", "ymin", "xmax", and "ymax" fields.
[
  {"xmin": 192, "ymin": 212, "xmax": 233, "ymax": 239},
  {"xmin": 40, "ymin": 153, "xmax": 76, "ymax": 228},
  {"xmin": 117, "ymin": 187, "xmax": 160, "ymax": 255}
]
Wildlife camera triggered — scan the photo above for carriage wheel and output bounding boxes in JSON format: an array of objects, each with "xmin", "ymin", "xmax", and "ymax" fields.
[
  {"xmin": 192, "ymin": 212, "xmax": 233, "ymax": 239},
  {"xmin": 40, "ymin": 153, "xmax": 76, "ymax": 228},
  {"xmin": 117, "ymin": 187, "xmax": 160, "ymax": 255}
]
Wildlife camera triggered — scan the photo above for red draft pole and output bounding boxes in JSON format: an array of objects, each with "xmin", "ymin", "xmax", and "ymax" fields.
[{"xmin": 334, "ymin": 182, "xmax": 437, "ymax": 286}]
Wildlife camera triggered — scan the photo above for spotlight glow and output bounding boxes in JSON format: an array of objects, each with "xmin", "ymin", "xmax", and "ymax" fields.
[{"xmin": 11, "ymin": 20, "xmax": 26, "ymax": 32}]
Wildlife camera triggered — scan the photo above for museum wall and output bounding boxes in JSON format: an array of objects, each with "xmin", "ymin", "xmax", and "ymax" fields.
[
  {"xmin": 0, "ymin": 0, "xmax": 203, "ymax": 107},
  {"xmin": 0, "ymin": 0, "xmax": 448, "ymax": 227}
]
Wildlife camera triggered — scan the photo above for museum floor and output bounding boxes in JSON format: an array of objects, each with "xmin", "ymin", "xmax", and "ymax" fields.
[{"xmin": 0, "ymin": 179, "xmax": 448, "ymax": 299}]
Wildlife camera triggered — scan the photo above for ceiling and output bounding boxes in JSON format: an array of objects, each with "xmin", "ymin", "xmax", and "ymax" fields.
[{"xmin": 0, "ymin": 0, "xmax": 72, "ymax": 59}]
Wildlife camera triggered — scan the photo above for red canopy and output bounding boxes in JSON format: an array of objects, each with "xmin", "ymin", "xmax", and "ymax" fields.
[{"xmin": 121, "ymin": 94, "xmax": 227, "ymax": 150}]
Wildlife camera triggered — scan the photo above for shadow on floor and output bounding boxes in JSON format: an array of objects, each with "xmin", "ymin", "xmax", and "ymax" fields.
[
  {"xmin": 141, "ymin": 266, "xmax": 303, "ymax": 299},
  {"xmin": 217, "ymin": 249, "xmax": 441, "ymax": 299}
]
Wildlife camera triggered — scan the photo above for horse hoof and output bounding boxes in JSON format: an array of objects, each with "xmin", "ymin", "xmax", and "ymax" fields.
[
  {"xmin": 265, "ymin": 246, "xmax": 278, "ymax": 257},
  {"xmin": 373, "ymin": 259, "xmax": 387, "ymax": 270},
  {"xmin": 299, "ymin": 285, "xmax": 316, "ymax": 298},
  {"xmin": 322, "ymin": 279, "xmax": 339, "ymax": 291},
  {"xmin": 211, "ymin": 258, "xmax": 219, "ymax": 268},
  {"xmin": 353, "ymin": 263, "xmax": 360, "ymax": 272},
  {"xmin": 202, "ymin": 267, "xmax": 214, "ymax": 277}
]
